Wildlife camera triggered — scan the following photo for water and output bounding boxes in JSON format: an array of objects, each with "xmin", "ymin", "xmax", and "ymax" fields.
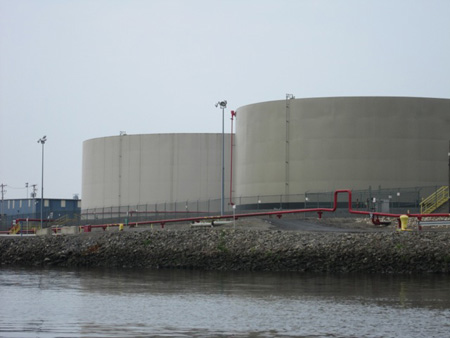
[{"xmin": 1, "ymin": 268, "xmax": 449, "ymax": 338}]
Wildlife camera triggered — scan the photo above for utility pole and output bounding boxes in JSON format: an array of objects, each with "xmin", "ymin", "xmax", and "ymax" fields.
[
  {"xmin": 32, "ymin": 184, "xmax": 37, "ymax": 217},
  {"xmin": 448, "ymin": 140, "xmax": 450, "ymax": 213},
  {"xmin": 1, "ymin": 184, "xmax": 6, "ymax": 226}
]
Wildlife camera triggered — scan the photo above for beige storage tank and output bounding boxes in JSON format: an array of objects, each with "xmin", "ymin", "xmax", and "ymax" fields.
[
  {"xmin": 82, "ymin": 133, "xmax": 231, "ymax": 211},
  {"xmin": 234, "ymin": 97, "xmax": 450, "ymax": 199}
]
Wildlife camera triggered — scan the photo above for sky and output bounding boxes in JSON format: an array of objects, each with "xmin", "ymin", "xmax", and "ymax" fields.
[{"xmin": 1, "ymin": 0, "xmax": 449, "ymax": 200}]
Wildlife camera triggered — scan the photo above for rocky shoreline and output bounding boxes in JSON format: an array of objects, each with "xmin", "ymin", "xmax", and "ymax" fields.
[{"xmin": 1, "ymin": 221, "xmax": 450, "ymax": 273}]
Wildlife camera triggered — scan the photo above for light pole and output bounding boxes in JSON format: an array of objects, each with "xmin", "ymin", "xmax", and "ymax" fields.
[
  {"xmin": 0, "ymin": 184, "xmax": 6, "ymax": 227},
  {"xmin": 37, "ymin": 136, "xmax": 47, "ymax": 229},
  {"xmin": 215, "ymin": 100, "xmax": 227, "ymax": 216}
]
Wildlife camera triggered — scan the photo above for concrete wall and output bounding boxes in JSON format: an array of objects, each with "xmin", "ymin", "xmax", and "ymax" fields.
[
  {"xmin": 234, "ymin": 97, "xmax": 450, "ymax": 198},
  {"xmin": 82, "ymin": 133, "xmax": 231, "ymax": 210}
]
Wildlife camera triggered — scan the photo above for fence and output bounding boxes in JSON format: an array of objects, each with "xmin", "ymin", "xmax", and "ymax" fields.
[
  {"xmin": 0, "ymin": 210, "xmax": 80, "ymax": 232},
  {"xmin": 1, "ymin": 185, "xmax": 442, "ymax": 231},
  {"xmin": 80, "ymin": 185, "xmax": 443, "ymax": 226}
]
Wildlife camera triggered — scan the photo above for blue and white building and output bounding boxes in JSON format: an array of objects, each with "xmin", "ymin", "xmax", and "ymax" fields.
[{"xmin": 0, "ymin": 197, "xmax": 81, "ymax": 230}]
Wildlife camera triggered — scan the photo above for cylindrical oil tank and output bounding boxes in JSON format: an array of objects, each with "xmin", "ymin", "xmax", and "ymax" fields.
[
  {"xmin": 234, "ymin": 97, "xmax": 450, "ymax": 198},
  {"xmin": 82, "ymin": 133, "xmax": 231, "ymax": 210}
]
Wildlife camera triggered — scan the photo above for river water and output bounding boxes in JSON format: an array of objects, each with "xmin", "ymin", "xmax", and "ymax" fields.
[{"xmin": 0, "ymin": 268, "xmax": 449, "ymax": 338}]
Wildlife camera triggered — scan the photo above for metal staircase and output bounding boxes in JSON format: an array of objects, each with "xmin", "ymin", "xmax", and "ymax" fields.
[
  {"xmin": 49, "ymin": 214, "xmax": 70, "ymax": 227},
  {"xmin": 420, "ymin": 186, "xmax": 449, "ymax": 214},
  {"xmin": 9, "ymin": 224, "xmax": 20, "ymax": 234},
  {"xmin": 49, "ymin": 214, "xmax": 80, "ymax": 227}
]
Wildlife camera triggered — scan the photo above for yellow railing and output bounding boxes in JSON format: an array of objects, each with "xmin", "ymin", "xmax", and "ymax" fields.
[
  {"xmin": 49, "ymin": 214, "xmax": 80, "ymax": 227},
  {"xmin": 420, "ymin": 186, "xmax": 449, "ymax": 214},
  {"xmin": 9, "ymin": 224, "xmax": 20, "ymax": 234},
  {"xmin": 50, "ymin": 215, "xmax": 69, "ymax": 227}
]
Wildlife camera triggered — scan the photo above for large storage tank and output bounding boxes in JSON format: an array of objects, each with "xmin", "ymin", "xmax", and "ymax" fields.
[
  {"xmin": 234, "ymin": 97, "xmax": 450, "ymax": 199},
  {"xmin": 82, "ymin": 133, "xmax": 231, "ymax": 211}
]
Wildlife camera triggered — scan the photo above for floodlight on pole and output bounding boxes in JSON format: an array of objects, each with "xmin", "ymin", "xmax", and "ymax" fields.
[
  {"xmin": 215, "ymin": 100, "xmax": 227, "ymax": 215},
  {"xmin": 37, "ymin": 136, "xmax": 47, "ymax": 229}
]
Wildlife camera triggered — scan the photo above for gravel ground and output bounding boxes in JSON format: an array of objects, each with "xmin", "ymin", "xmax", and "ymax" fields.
[{"xmin": 1, "ymin": 216, "xmax": 449, "ymax": 273}]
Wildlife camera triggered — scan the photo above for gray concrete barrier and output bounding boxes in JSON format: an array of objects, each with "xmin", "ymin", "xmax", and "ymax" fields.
[
  {"xmin": 60, "ymin": 226, "xmax": 79, "ymax": 235},
  {"xmin": 36, "ymin": 228, "xmax": 52, "ymax": 236}
]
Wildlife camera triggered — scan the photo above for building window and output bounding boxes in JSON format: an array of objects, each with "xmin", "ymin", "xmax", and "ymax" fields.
[
  {"xmin": 44, "ymin": 200, "xmax": 49, "ymax": 207},
  {"xmin": 28, "ymin": 200, "xmax": 31, "ymax": 207},
  {"xmin": 19, "ymin": 200, "xmax": 22, "ymax": 208},
  {"xmin": 61, "ymin": 200, "xmax": 66, "ymax": 208}
]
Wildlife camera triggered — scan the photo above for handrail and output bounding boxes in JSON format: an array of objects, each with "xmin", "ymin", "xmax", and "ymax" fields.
[
  {"xmin": 9, "ymin": 224, "xmax": 20, "ymax": 234},
  {"xmin": 420, "ymin": 186, "xmax": 449, "ymax": 214}
]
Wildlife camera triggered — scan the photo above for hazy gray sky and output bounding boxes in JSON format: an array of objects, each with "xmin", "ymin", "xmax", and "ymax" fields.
[{"xmin": 1, "ymin": 0, "xmax": 449, "ymax": 200}]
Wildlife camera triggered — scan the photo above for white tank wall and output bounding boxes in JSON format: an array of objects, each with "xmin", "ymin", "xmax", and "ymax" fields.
[
  {"xmin": 82, "ymin": 133, "xmax": 231, "ymax": 210},
  {"xmin": 234, "ymin": 97, "xmax": 450, "ymax": 198}
]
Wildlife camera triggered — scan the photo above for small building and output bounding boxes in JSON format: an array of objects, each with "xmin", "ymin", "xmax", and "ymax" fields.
[{"xmin": 0, "ymin": 197, "xmax": 81, "ymax": 230}]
